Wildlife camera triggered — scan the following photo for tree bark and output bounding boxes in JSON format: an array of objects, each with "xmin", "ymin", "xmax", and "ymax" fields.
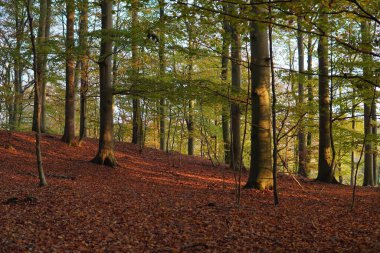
[
  {"xmin": 316, "ymin": 6, "xmax": 336, "ymax": 183},
  {"xmin": 92, "ymin": 0, "xmax": 116, "ymax": 167},
  {"xmin": 159, "ymin": 0, "xmax": 166, "ymax": 151},
  {"xmin": 131, "ymin": 0, "xmax": 143, "ymax": 146},
  {"xmin": 351, "ymin": 98, "xmax": 356, "ymax": 186},
  {"xmin": 62, "ymin": 0, "xmax": 76, "ymax": 145},
  {"xmin": 32, "ymin": 0, "xmax": 49, "ymax": 132},
  {"xmin": 187, "ymin": 100, "xmax": 194, "ymax": 155},
  {"xmin": 307, "ymin": 31, "xmax": 313, "ymax": 152},
  {"xmin": 229, "ymin": 4, "xmax": 241, "ymax": 170},
  {"xmin": 79, "ymin": 0, "xmax": 89, "ymax": 140},
  {"xmin": 40, "ymin": 0, "xmax": 51, "ymax": 133},
  {"xmin": 372, "ymin": 101, "xmax": 377, "ymax": 186},
  {"xmin": 297, "ymin": 16, "xmax": 307, "ymax": 177},
  {"xmin": 361, "ymin": 20, "xmax": 374, "ymax": 186},
  {"xmin": 27, "ymin": 0, "xmax": 47, "ymax": 186},
  {"xmin": 221, "ymin": 3, "xmax": 231, "ymax": 164},
  {"xmin": 12, "ymin": 4, "xmax": 24, "ymax": 130},
  {"xmin": 245, "ymin": 2, "xmax": 272, "ymax": 190}
]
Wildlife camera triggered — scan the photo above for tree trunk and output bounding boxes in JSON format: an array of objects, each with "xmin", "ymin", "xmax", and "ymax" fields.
[
  {"xmin": 372, "ymin": 101, "xmax": 377, "ymax": 186},
  {"xmin": 307, "ymin": 31, "xmax": 313, "ymax": 153},
  {"xmin": 131, "ymin": 0, "xmax": 143, "ymax": 146},
  {"xmin": 79, "ymin": 0, "xmax": 89, "ymax": 140},
  {"xmin": 221, "ymin": 3, "xmax": 231, "ymax": 164},
  {"xmin": 351, "ymin": 98, "xmax": 356, "ymax": 186},
  {"xmin": 27, "ymin": 0, "xmax": 47, "ymax": 186},
  {"xmin": 229, "ymin": 4, "xmax": 241, "ymax": 170},
  {"xmin": 297, "ymin": 16, "xmax": 307, "ymax": 177},
  {"xmin": 245, "ymin": 2, "xmax": 272, "ymax": 190},
  {"xmin": 92, "ymin": 0, "xmax": 116, "ymax": 167},
  {"xmin": 40, "ymin": 0, "xmax": 51, "ymax": 133},
  {"xmin": 159, "ymin": 0, "xmax": 166, "ymax": 151},
  {"xmin": 361, "ymin": 20, "xmax": 374, "ymax": 186},
  {"xmin": 32, "ymin": 0, "xmax": 49, "ymax": 132},
  {"xmin": 316, "ymin": 7, "xmax": 336, "ymax": 183},
  {"xmin": 187, "ymin": 100, "xmax": 194, "ymax": 155},
  {"xmin": 12, "ymin": 4, "xmax": 24, "ymax": 130},
  {"xmin": 62, "ymin": 0, "xmax": 76, "ymax": 145}
]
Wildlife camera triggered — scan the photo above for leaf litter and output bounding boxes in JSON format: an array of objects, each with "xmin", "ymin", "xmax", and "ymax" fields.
[{"xmin": 0, "ymin": 131, "xmax": 379, "ymax": 252}]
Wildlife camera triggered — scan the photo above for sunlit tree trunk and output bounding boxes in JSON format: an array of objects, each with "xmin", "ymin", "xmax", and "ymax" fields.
[
  {"xmin": 62, "ymin": 0, "xmax": 76, "ymax": 145},
  {"xmin": 245, "ymin": 2, "xmax": 272, "ymax": 190},
  {"xmin": 229, "ymin": 3, "xmax": 241, "ymax": 170},
  {"xmin": 316, "ymin": 6, "xmax": 336, "ymax": 183},
  {"xmin": 79, "ymin": 0, "xmax": 89, "ymax": 140},
  {"xmin": 92, "ymin": 0, "xmax": 116, "ymax": 167},
  {"xmin": 297, "ymin": 16, "xmax": 307, "ymax": 177}
]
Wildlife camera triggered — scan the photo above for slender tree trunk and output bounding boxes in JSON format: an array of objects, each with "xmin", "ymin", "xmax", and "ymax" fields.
[
  {"xmin": 92, "ymin": 0, "xmax": 116, "ymax": 167},
  {"xmin": 361, "ymin": 20, "xmax": 374, "ymax": 186},
  {"xmin": 297, "ymin": 16, "xmax": 307, "ymax": 177},
  {"xmin": 187, "ymin": 100, "xmax": 195, "ymax": 155},
  {"xmin": 40, "ymin": 0, "xmax": 51, "ymax": 133},
  {"xmin": 221, "ymin": 3, "xmax": 231, "ymax": 164},
  {"xmin": 307, "ymin": 32, "xmax": 313, "ymax": 153},
  {"xmin": 62, "ymin": 0, "xmax": 76, "ymax": 145},
  {"xmin": 12, "ymin": 5, "xmax": 24, "ymax": 130},
  {"xmin": 131, "ymin": 0, "xmax": 143, "ymax": 146},
  {"xmin": 245, "ymin": 2, "xmax": 272, "ymax": 190},
  {"xmin": 185, "ymin": 10, "xmax": 195, "ymax": 156},
  {"xmin": 316, "ymin": 6, "xmax": 336, "ymax": 183},
  {"xmin": 79, "ymin": 0, "xmax": 89, "ymax": 140},
  {"xmin": 372, "ymin": 101, "xmax": 377, "ymax": 185},
  {"xmin": 229, "ymin": 4, "xmax": 241, "ymax": 170},
  {"xmin": 159, "ymin": 0, "xmax": 166, "ymax": 151},
  {"xmin": 32, "ymin": 0, "xmax": 48, "ymax": 132},
  {"xmin": 27, "ymin": 0, "xmax": 47, "ymax": 186},
  {"xmin": 351, "ymin": 97, "xmax": 356, "ymax": 186}
]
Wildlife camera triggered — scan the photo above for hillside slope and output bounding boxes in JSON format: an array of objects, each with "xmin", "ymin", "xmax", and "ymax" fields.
[{"xmin": 0, "ymin": 131, "xmax": 379, "ymax": 252}]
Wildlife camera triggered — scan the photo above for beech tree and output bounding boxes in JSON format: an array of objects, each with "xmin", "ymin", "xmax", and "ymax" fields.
[
  {"xmin": 131, "ymin": 0, "xmax": 143, "ymax": 146},
  {"xmin": 245, "ymin": 1, "xmax": 272, "ymax": 190},
  {"xmin": 62, "ymin": 0, "xmax": 76, "ymax": 145},
  {"xmin": 316, "ymin": 2, "xmax": 336, "ymax": 183},
  {"xmin": 92, "ymin": 0, "xmax": 116, "ymax": 167},
  {"xmin": 32, "ymin": 0, "xmax": 51, "ymax": 133},
  {"xmin": 229, "ymin": 3, "xmax": 242, "ymax": 170},
  {"xmin": 79, "ymin": 0, "xmax": 89, "ymax": 141}
]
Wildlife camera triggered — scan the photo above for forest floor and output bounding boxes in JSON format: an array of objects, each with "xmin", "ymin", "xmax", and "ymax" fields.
[{"xmin": 0, "ymin": 131, "xmax": 379, "ymax": 252}]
